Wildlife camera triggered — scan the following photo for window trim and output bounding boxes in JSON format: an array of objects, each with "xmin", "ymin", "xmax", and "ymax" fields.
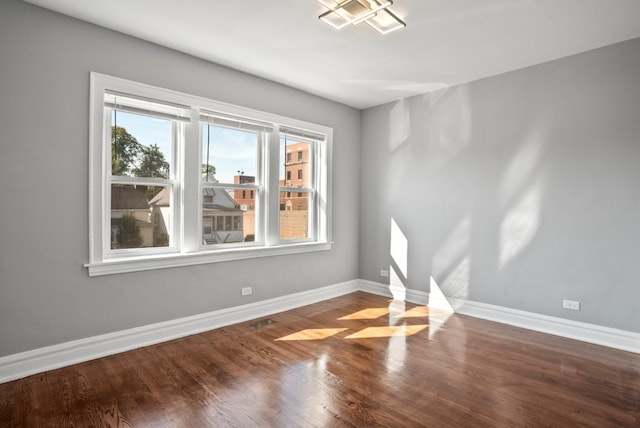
[
  {"xmin": 107, "ymin": 113, "xmax": 180, "ymax": 257},
  {"xmin": 199, "ymin": 119, "xmax": 265, "ymax": 249},
  {"xmin": 87, "ymin": 72, "xmax": 333, "ymax": 276}
]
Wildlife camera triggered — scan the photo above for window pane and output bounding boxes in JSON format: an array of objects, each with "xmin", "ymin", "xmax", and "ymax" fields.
[
  {"xmin": 111, "ymin": 110, "xmax": 172, "ymax": 178},
  {"xmin": 202, "ymin": 124, "xmax": 258, "ymax": 184},
  {"xmin": 202, "ymin": 187, "xmax": 255, "ymax": 244},
  {"xmin": 280, "ymin": 191, "xmax": 309, "ymax": 240},
  {"xmin": 280, "ymin": 138, "xmax": 311, "ymax": 188},
  {"xmin": 110, "ymin": 184, "xmax": 170, "ymax": 249}
]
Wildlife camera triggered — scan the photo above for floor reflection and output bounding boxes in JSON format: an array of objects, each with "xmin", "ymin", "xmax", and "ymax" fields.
[
  {"xmin": 5, "ymin": 292, "xmax": 637, "ymax": 427},
  {"xmin": 275, "ymin": 299, "xmax": 431, "ymax": 343}
]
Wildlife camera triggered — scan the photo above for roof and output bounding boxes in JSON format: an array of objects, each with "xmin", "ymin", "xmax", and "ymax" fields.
[
  {"xmin": 203, "ymin": 187, "xmax": 238, "ymax": 210},
  {"xmin": 149, "ymin": 187, "xmax": 170, "ymax": 207},
  {"xmin": 111, "ymin": 186, "xmax": 149, "ymax": 210},
  {"xmin": 148, "ymin": 175, "xmax": 241, "ymax": 211}
]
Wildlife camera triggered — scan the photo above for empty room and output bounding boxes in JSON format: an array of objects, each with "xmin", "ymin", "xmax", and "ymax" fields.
[{"xmin": 1, "ymin": 0, "xmax": 639, "ymax": 426}]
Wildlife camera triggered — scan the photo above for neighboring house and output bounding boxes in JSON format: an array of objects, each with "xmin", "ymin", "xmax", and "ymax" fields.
[
  {"xmin": 110, "ymin": 174, "xmax": 247, "ymax": 249},
  {"xmin": 111, "ymin": 169, "xmax": 310, "ymax": 248},
  {"xmin": 201, "ymin": 186, "xmax": 245, "ymax": 244},
  {"xmin": 148, "ymin": 187, "xmax": 171, "ymax": 246},
  {"xmin": 171, "ymin": 172, "xmax": 247, "ymax": 245},
  {"xmin": 110, "ymin": 186, "xmax": 154, "ymax": 248},
  {"xmin": 150, "ymin": 183, "xmax": 245, "ymax": 245}
]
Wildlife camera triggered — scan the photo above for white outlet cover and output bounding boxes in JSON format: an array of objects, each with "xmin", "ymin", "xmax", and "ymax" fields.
[{"xmin": 562, "ymin": 299, "xmax": 580, "ymax": 310}]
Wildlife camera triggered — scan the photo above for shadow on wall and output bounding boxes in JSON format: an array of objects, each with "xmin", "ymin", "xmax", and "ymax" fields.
[
  {"xmin": 384, "ymin": 82, "xmax": 551, "ymax": 307},
  {"xmin": 377, "ymin": 66, "xmax": 640, "ymax": 328}
]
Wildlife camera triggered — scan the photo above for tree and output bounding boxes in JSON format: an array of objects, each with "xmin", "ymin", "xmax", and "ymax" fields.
[
  {"xmin": 202, "ymin": 163, "xmax": 216, "ymax": 176},
  {"xmin": 118, "ymin": 212, "xmax": 143, "ymax": 248},
  {"xmin": 134, "ymin": 144, "xmax": 169, "ymax": 178},
  {"xmin": 112, "ymin": 126, "xmax": 143, "ymax": 176},
  {"xmin": 133, "ymin": 144, "xmax": 170, "ymax": 199}
]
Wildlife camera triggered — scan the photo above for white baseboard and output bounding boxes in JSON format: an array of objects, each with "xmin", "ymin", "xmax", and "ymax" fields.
[
  {"xmin": 358, "ymin": 279, "xmax": 426, "ymax": 303},
  {"xmin": 0, "ymin": 280, "xmax": 359, "ymax": 384},
  {"xmin": 447, "ymin": 296, "xmax": 640, "ymax": 354},
  {"xmin": 1, "ymin": 279, "xmax": 638, "ymax": 384},
  {"xmin": 359, "ymin": 280, "xmax": 639, "ymax": 354}
]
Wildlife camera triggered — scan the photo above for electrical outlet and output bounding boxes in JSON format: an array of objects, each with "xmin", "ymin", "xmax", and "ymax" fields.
[
  {"xmin": 241, "ymin": 287, "xmax": 253, "ymax": 296},
  {"xmin": 562, "ymin": 299, "xmax": 580, "ymax": 311},
  {"xmin": 380, "ymin": 269, "xmax": 389, "ymax": 277}
]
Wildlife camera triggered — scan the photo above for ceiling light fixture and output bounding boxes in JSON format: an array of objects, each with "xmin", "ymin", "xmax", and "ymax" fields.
[{"xmin": 316, "ymin": 0, "xmax": 406, "ymax": 34}]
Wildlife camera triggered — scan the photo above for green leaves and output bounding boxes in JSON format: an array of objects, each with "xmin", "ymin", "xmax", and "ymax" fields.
[
  {"xmin": 117, "ymin": 212, "xmax": 143, "ymax": 248},
  {"xmin": 134, "ymin": 144, "xmax": 169, "ymax": 179},
  {"xmin": 111, "ymin": 126, "xmax": 143, "ymax": 176},
  {"xmin": 111, "ymin": 127, "xmax": 169, "ymax": 179}
]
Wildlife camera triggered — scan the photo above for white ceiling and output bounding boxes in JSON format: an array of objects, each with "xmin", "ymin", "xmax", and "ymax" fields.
[{"xmin": 22, "ymin": 0, "xmax": 640, "ymax": 109}]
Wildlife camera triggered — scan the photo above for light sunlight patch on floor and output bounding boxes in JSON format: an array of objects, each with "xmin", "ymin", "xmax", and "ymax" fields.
[
  {"xmin": 276, "ymin": 328, "xmax": 348, "ymax": 341},
  {"xmin": 345, "ymin": 325, "xmax": 428, "ymax": 339}
]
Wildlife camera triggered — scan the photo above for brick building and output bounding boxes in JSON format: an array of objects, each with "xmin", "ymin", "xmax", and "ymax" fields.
[
  {"xmin": 227, "ymin": 141, "xmax": 311, "ymax": 240},
  {"xmin": 280, "ymin": 141, "xmax": 310, "ymax": 211},
  {"xmin": 233, "ymin": 175, "xmax": 256, "ymax": 210}
]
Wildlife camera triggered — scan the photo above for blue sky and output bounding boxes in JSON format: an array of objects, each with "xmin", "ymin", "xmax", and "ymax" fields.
[
  {"xmin": 202, "ymin": 125, "xmax": 257, "ymax": 183},
  {"xmin": 113, "ymin": 111, "xmax": 262, "ymax": 183},
  {"xmin": 113, "ymin": 110, "xmax": 172, "ymax": 167}
]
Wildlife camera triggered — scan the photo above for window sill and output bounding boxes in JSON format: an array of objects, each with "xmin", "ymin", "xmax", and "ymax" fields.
[{"xmin": 85, "ymin": 242, "xmax": 333, "ymax": 277}]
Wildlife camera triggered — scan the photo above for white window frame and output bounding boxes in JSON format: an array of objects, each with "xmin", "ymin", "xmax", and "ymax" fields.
[
  {"xmin": 106, "ymin": 94, "xmax": 182, "ymax": 258},
  {"xmin": 87, "ymin": 73, "xmax": 332, "ymax": 276},
  {"xmin": 198, "ymin": 112, "xmax": 269, "ymax": 250},
  {"xmin": 278, "ymin": 129, "xmax": 324, "ymax": 243}
]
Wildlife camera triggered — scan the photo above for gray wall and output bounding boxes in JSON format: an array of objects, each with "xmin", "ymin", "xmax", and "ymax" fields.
[
  {"xmin": 0, "ymin": 0, "xmax": 361, "ymax": 357},
  {"xmin": 360, "ymin": 38, "xmax": 640, "ymax": 332},
  {"xmin": 1, "ymin": 0, "xmax": 638, "ymax": 359}
]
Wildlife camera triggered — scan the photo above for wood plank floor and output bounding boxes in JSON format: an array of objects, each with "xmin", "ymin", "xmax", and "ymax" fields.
[{"xmin": 1, "ymin": 291, "xmax": 639, "ymax": 427}]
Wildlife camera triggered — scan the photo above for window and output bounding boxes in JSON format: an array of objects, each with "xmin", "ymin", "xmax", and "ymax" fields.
[
  {"xmin": 279, "ymin": 135, "xmax": 318, "ymax": 241},
  {"xmin": 104, "ymin": 91, "xmax": 181, "ymax": 255},
  {"xmin": 87, "ymin": 73, "xmax": 332, "ymax": 276},
  {"xmin": 298, "ymin": 150, "xmax": 303, "ymax": 162},
  {"xmin": 200, "ymin": 119, "xmax": 260, "ymax": 246}
]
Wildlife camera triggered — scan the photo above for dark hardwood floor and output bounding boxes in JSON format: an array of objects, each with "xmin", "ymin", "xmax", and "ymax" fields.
[{"xmin": 1, "ymin": 291, "xmax": 639, "ymax": 427}]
